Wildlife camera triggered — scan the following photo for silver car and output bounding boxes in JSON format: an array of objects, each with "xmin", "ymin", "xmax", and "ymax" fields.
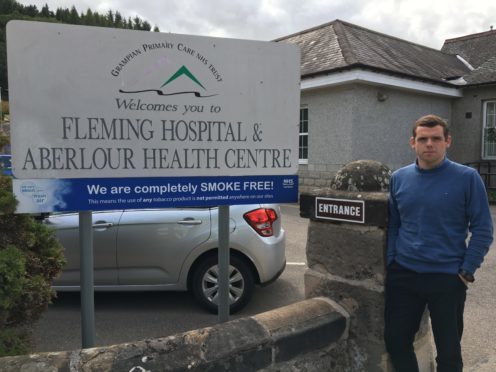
[{"xmin": 45, "ymin": 204, "xmax": 286, "ymax": 313}]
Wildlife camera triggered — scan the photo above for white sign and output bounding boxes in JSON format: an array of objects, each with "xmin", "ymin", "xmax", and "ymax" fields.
[{"xmin": 7, "ymin": 21, "xmax": 300, "ymax": 179}]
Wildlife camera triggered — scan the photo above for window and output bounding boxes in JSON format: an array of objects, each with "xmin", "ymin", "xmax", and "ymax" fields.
[
  {"xmin": 299, "ymin": 107, "xmax": 308, "ymax": 163},
  {"xmin": 482, "ymin": 100, "xmax": 496, "ymax": 158}
]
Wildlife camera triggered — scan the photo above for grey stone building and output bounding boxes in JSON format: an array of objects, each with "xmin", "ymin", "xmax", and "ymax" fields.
[{"xmin": 276, "ymin": 20, "xmax": 496, "ymax": 193}]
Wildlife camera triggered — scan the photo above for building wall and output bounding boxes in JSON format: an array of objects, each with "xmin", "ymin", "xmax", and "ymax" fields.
[
  {"xmin": 298, "ymin": 85, "xmax": 355, "ymax": 192},
  {"xmin": 351, "ymin": 85, "xmax": 452, "ymax": 169},
  {"xmin": 450, "ymin": 85, "xmax": 496, "ymax": 164},
  {"xmin": 298, "ymin": 83, "xmax": 453, "ymax": 193}
]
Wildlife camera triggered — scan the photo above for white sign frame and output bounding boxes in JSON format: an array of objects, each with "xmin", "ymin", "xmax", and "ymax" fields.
[{"xmin": 7, "ymin": 21, "xmax": 300, "ymax": 180}]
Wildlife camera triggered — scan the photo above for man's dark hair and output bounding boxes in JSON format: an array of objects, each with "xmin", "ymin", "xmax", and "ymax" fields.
[{"xmin": 412, "ymin": 115, "xmax": 450, "ymax": 139}]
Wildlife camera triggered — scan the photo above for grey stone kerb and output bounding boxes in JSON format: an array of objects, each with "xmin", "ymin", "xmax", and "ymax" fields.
[{"xmin": 0, "ymin": 297, "xmax": 350, "ymax": 372}]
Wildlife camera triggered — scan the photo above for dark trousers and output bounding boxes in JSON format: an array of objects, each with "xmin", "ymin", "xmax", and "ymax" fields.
[{"xmin": 384, "ymin": 262, "xmax": 467, "ymax": 372}]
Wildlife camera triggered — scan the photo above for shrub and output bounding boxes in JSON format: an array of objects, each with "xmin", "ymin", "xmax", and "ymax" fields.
[
  {"xmin": 0, "ymin": 135, "xmax": 65, "ymax": 356},
  {"xmin": 487, "ymin": 189, "xmax": 496, "ymax": 204},
  {"xmin": 0, "ymin": 100, "xmax": 8, "ymax": 120}
]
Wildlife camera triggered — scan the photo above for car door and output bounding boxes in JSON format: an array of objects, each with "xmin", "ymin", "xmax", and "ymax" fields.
[
  {"xmin": 116, "ymin": 208, "xmax": 211, "ymax": 286},
  {"xmin": 49, "ymin": 211, "xmax": 123, "ymax": 286}
]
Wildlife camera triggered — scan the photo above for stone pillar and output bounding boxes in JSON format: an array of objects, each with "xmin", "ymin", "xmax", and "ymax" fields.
[{"xmin": 300, "ymin": 160, "xmax": 434, "ymax": 372}]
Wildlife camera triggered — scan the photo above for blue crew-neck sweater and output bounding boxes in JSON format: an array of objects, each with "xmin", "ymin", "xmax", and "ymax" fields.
[{"xmin": 387, "ymin": 158, "xmax": 493, "ymax": 275}]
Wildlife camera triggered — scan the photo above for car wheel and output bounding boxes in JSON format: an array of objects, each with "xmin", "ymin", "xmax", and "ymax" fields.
[{"xmin": 191, "ymin": 254, "xmax": 254, "ymax": 314}]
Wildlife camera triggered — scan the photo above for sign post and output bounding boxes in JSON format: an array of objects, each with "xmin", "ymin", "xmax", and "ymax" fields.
[
  {"xmin": 7, "ymin": 20, "xmax": 300, "ymax": 342},
  {"xmin": 79, "ymin": 211, "xmax": 95, "ymax": 347},
  {"xmin": 218, "ymin": 205, "xmax": 230, "ymax": 322}
]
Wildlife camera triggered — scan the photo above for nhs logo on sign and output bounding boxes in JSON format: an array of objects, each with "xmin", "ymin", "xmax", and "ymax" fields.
[{"xmin": 282, "ymin": 177, "xmax": 296, "ymax": 189}]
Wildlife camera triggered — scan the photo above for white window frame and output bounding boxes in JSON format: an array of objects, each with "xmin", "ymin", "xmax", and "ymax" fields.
[
  {"xmin": 482, "ymin": 100, "xmax": 496, "ymax": 159},
  {"xmin": 299, "ymin": 106, "xmax": 308, "ymax": 164}
]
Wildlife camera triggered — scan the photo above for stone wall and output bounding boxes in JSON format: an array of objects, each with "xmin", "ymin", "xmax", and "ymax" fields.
[
  {"xmin": 299, "ymin": 160, "xmax": 435, "ymax": 371},
  {"xmin": 0, "ymin": 297, "xmax": 350, "ymax": 372},
  {"xmin": 298, "ymin": 163, "xmax": 342, "ymax": 194}
]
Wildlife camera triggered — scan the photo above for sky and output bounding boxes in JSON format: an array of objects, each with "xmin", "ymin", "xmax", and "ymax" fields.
[{"xmin": 15, "ymin": 0, "xmax": 496, "ymax": 49}]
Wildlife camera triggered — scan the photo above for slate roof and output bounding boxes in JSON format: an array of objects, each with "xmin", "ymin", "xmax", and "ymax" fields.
[
  {"xmin": 275, "ymin": 20, "xmax": 471, "ymax": 86},
  {"xmin": 441, "ymin": 29, "xmax": 496, "ymax": 85},
  {"xmin": 463, "ymin": 56, "xmax": 496, "ymax": 85}
]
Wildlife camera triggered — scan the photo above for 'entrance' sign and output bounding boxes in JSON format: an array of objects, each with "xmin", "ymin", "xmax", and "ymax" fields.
[{"xmin": 315, "ymin": 197, "xmax": 365, "ymax": 223}]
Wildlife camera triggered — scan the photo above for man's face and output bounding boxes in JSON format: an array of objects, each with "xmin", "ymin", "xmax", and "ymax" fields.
[{"xmin": 410, "ymin": 125, "xmax": 451, "ymax": 169}]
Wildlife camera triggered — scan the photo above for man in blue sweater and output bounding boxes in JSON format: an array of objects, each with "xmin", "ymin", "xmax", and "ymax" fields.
[{"xmin": 385, "ymin": 114, "xmax": 493, "ymax": 372}]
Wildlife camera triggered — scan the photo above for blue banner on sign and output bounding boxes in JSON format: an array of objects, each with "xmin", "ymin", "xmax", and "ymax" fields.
[{"xmin": 14, "ymin": 175, "xmax": 299, "ymax": 213}]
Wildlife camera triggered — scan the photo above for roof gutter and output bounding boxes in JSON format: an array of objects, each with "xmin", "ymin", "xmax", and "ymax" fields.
[
  {"xmin": 462, "ymin": 80, "xmax": 496, "ymax": 88},
  {"xmin": 301, "ymin": 66, "xmax": 462, "ymax": 97}
]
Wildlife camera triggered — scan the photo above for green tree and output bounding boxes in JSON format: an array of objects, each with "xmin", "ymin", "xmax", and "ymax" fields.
[
  {"xmin": 142, "ymin": 20, "xmax": 151, "ymax": 31},
  {"xmin": 114, "ymin": 10, "xmax": 123, "ymax": 28},
  {"xmin": 0, "ymin": 39, "xmax": 6, "ymax": 97},
  {"xmin": 68, "ymin": 5, "xmax": 79, "ymax": 24},
  {"xmin": 0, "ymin": 0, "xmax": 16, "ymax": 15},
  {"xmin": 40, "ymin": 3, "xmax": 52, "ymax": 18},
  {"xmin": 55, "ymin": 7, "xmax": 65, "ymax": 21},
  {"xmin": 0, "ymin": 135, "xmax": 65, "ymax": 356},
  {"xmin": 0, "ymin": 1, "xmax": 158, "ymax": 97},
  {"xmin": 132, "ymin": 15, "xmax": 142, "ymax": 30},
  {"xmin": 82, "ymin": 8, "xmax": 94, "ymax": 26},
  {"xmin": 106, "ymin": 9, "xmax": 114, "ymax": 26},
  {"xmin": 93, "ymin": 11, "xmax": 102, "ymax": 26},
  {"xmin": 22, "ymin": 4, "xmax": 38, "ymax": 17}
]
